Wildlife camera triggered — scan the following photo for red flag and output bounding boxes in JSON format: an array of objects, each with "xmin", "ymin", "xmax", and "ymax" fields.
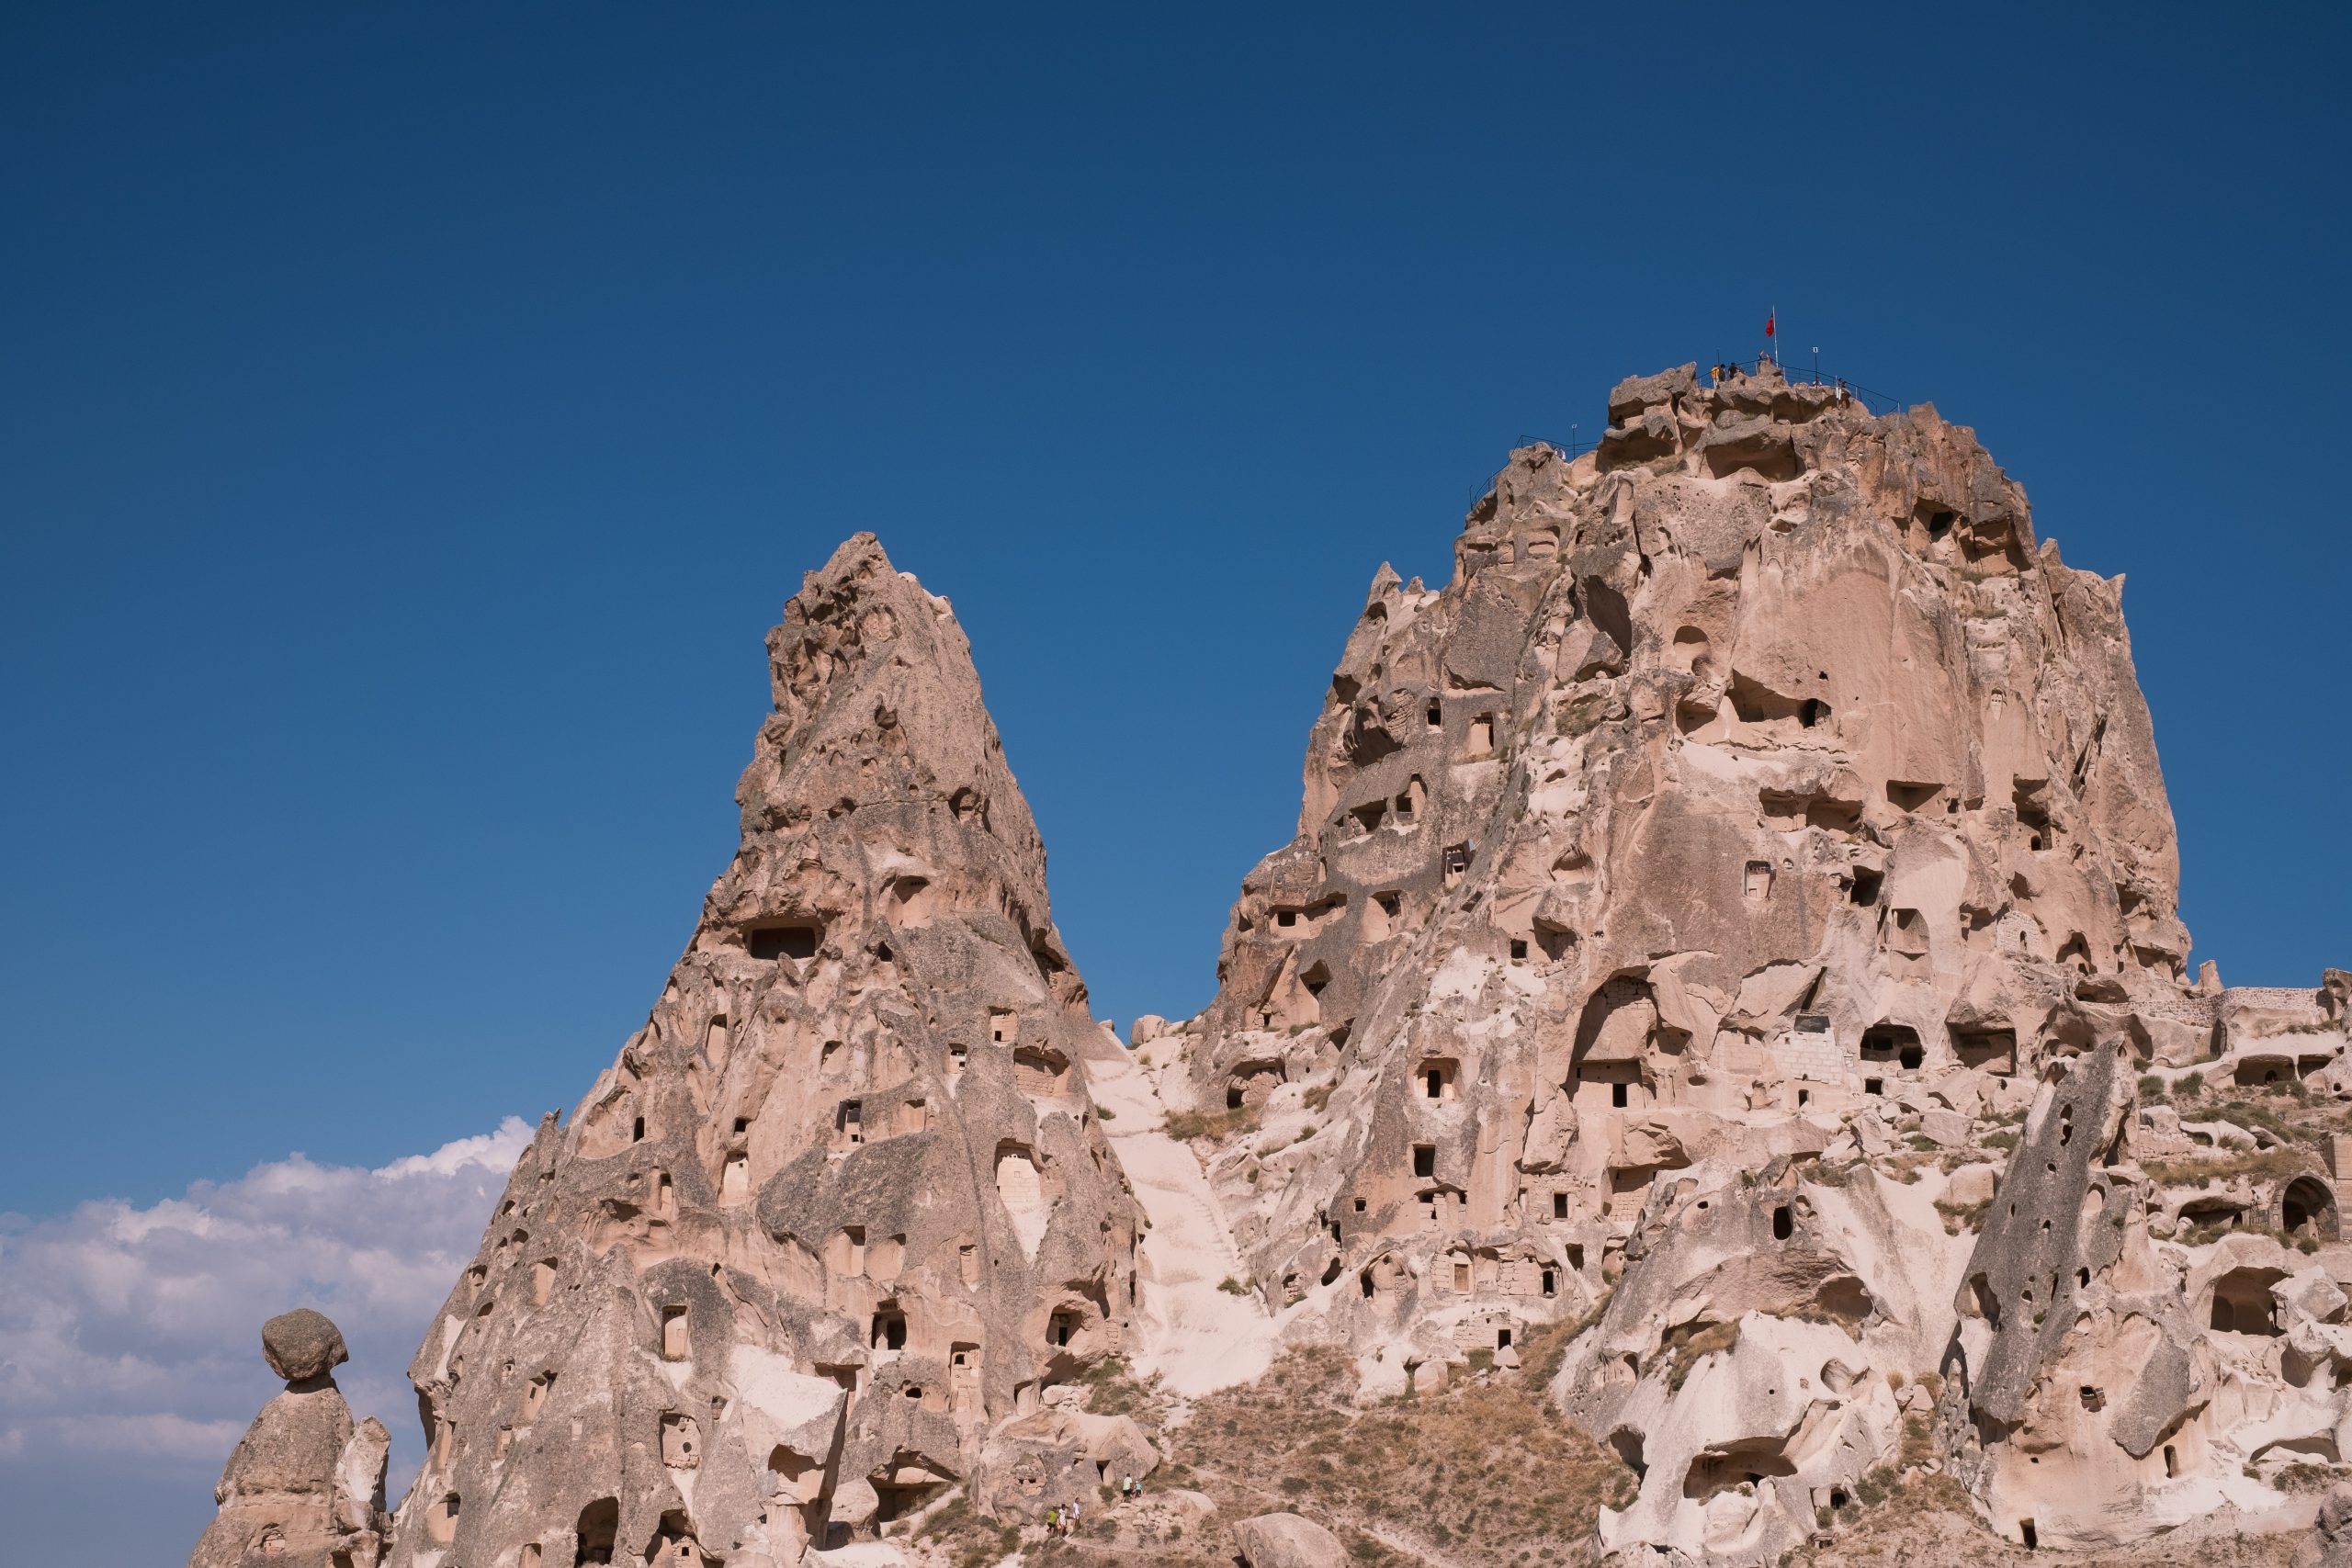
[{"xmin": 1765, "ymin": 311, "xmax": 1775, "ymax": 338}]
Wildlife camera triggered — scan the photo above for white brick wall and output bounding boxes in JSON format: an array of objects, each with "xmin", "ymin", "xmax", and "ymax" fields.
[{"xmin": 1773, "ymin": 1032, "xmax": 1848, "ymax": 1082}]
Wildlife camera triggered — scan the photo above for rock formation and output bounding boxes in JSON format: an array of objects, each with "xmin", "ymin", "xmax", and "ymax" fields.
[
  {"xmin": 1142, "ymin": 360, "xmax": 2350, "ymax": 1562},
  {"xmin": 192, "ymin": 363, "xmax": 2351, "ymax": 1568},
  {"xmin": 2300, "ymin": 1485, "xmax": 2352, "ymax": 1568},
  {"xmin": 1946, "ymin": 1032, "xmax": 2352, "ymax": 1551},
  {"xmin": 1232, "ymin": 1511, "xmax": 1347, "ymax": 1568},
  {"xmin": 187, "ymin": 1308, "xmax": 390, "ymax": 1568},
  {"xmin": 378, "ymin": 536, "xmax": 1140, "ymax": 1568}
]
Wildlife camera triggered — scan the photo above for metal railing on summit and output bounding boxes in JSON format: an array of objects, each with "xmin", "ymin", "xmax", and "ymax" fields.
[
  {"xmin": 1464, "ymin": 431, "xmax": 1588, "ymax": 505},
  {"xmin": 1464, "ymin": 362, "xmax": 1909, "ymax": 507},
  {"xmin": 1716, "ymin": 356, "xmax": 1907, "ymax": 417}
]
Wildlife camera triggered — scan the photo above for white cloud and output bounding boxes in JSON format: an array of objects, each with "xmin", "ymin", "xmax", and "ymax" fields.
[
  {"xmin": 377, "ymin": 1123, "xmax": 537, "ymax": 1180},
  {"xmin": 0, "ymin": 1118, "xmax": 533, "ymax": 1495},
  {"xmin": 51, "ymin": 1411, "xmax": 248, "ymax": 1461}
]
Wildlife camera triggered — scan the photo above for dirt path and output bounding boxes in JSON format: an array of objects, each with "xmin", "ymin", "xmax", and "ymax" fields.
[{"xmin": 1083, "ymin": 1048, "xmax": 1282, "ymax": 1396}]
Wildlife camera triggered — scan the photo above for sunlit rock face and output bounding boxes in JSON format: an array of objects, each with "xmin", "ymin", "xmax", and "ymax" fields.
[
  {"xmin": 1157, "ymin": 362, "xmax": 2342, "ymax": 1563},
  {"xmin": 1943, "ymin": 1036, "xmax": 2351, "ymax": 1554},
  {"xmin": 190, "ymin": 362, "xmax": 2352, "ymax": 1568},
  {"xmin": 379, "ymin": 536, "xmax": 1140, "ymax": 1568}
]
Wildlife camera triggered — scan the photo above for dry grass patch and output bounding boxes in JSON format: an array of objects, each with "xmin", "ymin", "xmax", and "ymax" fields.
[
  {"xmin": 1168, "ymin": 1339, "xmax": 1632, "ymax": 1568},
  {"xmin": 1935, "ymin": 1196, "xmax": 1991, "ymax": 1235},
  {"xmin": 2143, "ymin": 1147, "xmax": 2314, "ymax": 1186},
  {"xmin": 1661, "ymin": 1320, "xmax": 1738, "ymax": 1392},
  {"xmin": 914, "ymin": 1498, "xmax": 1023, "ymax": 1568},
  {"xmin": 1163, "ymin": 1105, "xmax": 1261, "ymax": 1144},
  {"xmin": 2173, "ymin": 1077, "xmax": 2352, "ymax": 1149}
]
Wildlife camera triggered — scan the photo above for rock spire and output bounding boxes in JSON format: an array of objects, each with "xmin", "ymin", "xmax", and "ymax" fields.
[
  {"xmin": 187, "ymin": 1308, "xmax": 390, "ymax": 1568},
  {"xmin": 379, "ymin": 535, "xmax": 1140, "ymax": 1568}
]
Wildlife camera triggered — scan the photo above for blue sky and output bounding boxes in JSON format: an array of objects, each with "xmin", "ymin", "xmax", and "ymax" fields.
[
  {"xmin": 5, "ymin": 3, "xmax": 2347, "ymax": 1212},
  {"xmin": 4, "ymin": 1, "xmax": 2346, "ymax": 1210},
  {"xmin": 0, "ymin": 6, "xmax": 2346, "ymax": 1553}
]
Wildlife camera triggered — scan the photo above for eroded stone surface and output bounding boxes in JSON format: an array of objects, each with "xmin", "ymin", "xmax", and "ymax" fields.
[
  {"xmin": 187, "ymin": 1309, "xmax": 389, "ymax": 1568},
  {"xmin": 376, "ymin": 536, "xmax": 1140, "ymax": 1568},
  {"xmin": 263, "ymin": 1307, "xmax": 349, "ymax": 1384},
  {"xmin": 1233, "ymin": 1511, "xmax": 1347, "ymax": 1568},
  {"xmin": 1147, "ymin": 361, "xmax": 2349, "ymax": 1564},
  {"xmin": 194, "ymin": 367, "xmax": 2352, "ymax": 1568}
]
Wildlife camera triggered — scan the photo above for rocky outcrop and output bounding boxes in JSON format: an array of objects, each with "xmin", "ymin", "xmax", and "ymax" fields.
[
  {"xmin": 970, "ymin": 1400, "xmax": 1158, "ymax": 1522},
  {"xmin": 1944, "ymin": 1039, "xmax": 2350, "ymax": 1551},
  {"xmin": 2300, "ymin": 1485, "xmax": 2352, "ymax": 1568},
  {"xmin": 1148, "ymin": 360, "xmax": 2347, "ymax": 1563},
  {"xmin": 192, "ymin": 363, "xmax": 2352, "ymax": 1568},
  {"xmin": 379, "ymin": 536, "xmax": 1140, "ymax": 1568},
  {"xmin": 187, "ymin": 1310, "xmax": 390, "ymax": 1568},
  {"xmin": 1233, "ymin": 1511, "xmax": 1347, "ymax": 1568}
]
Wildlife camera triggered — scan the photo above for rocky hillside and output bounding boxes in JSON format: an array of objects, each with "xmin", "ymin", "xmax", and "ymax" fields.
[{"xmin": 187, "ymin": 367, "xmax": 2352, "ymax": 1568}]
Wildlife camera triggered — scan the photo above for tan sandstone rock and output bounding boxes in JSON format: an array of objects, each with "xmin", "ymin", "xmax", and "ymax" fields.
[
  {"xmin": 377, "ymin": 536, "xmax": 1141, "ymax": 1568},
  {"xmin": 1159, "ymin": 360, "xmax": 2344, "ymax": 1564},
  {"xmin": 2299, "ymin": 1485, "xmax": 2352, "ymax": 1567},
  {"xmin": 262, "ymin": 1307, "xmax": 350, "ymax": 1384},
  {"xmin": 195, "ymin": 364, "xmax": 2352, "ymax": 1568},
  {"xmin": 187, "ymin": 1310, "xmax": 390, "ymax": 1568},
  {"xmin": 1232, "ymin": 1511, "xmax": 1347, "ymax": 1568}
]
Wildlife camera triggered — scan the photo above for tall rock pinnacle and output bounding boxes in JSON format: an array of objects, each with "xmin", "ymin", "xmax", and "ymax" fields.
[{"xmin": 381, "ymin": 535, "xmax": 1140, "ymax": 1568}]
